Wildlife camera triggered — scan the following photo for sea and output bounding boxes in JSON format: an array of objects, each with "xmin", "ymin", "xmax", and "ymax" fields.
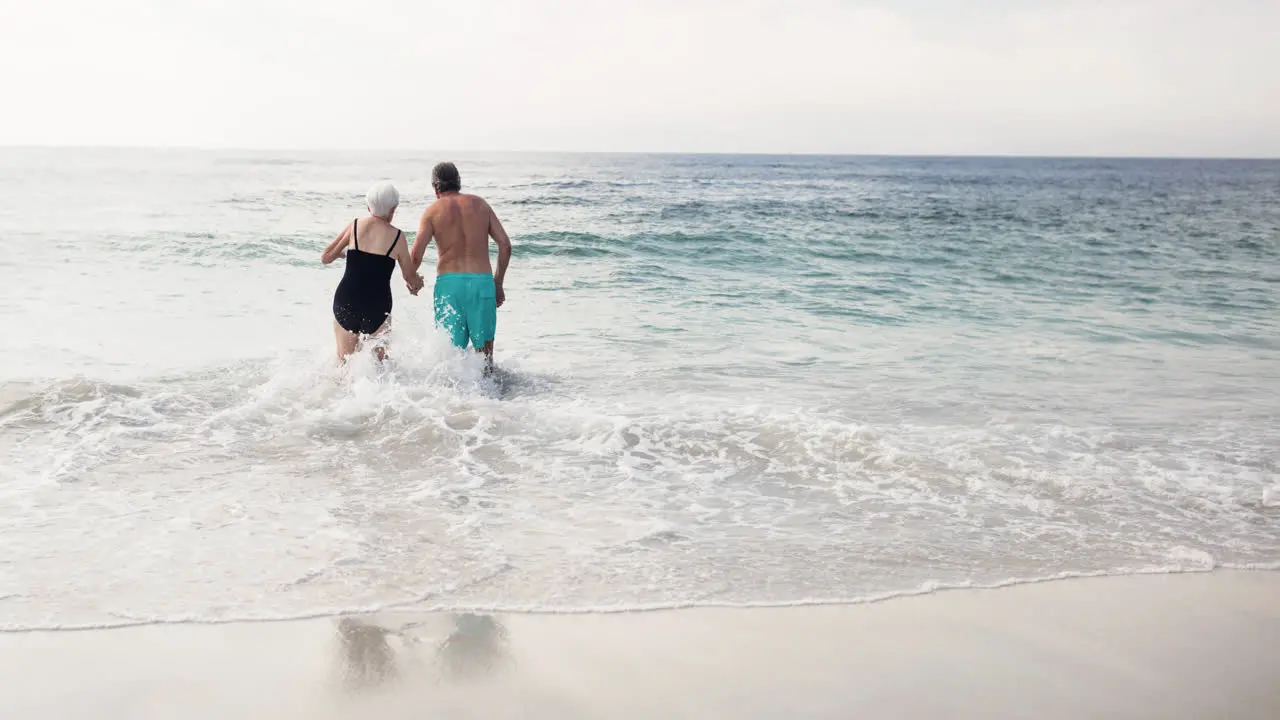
[{"xmin": 1, "ymin": 149, "xmax": 1277, "ymax": 631}]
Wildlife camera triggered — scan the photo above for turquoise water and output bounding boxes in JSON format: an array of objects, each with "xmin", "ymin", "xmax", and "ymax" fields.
[{"xmin": 0, "ymin": 150, "xmax": 1277, "ymax": 629}]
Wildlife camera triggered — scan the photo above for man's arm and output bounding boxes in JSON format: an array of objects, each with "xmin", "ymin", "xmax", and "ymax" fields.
[
  {"xmin": 411, "ymin": 209, "xmax": 433, "ymax": 274},
  {"xmin": 320, "ymin": 224, "xmax": 351, "ymax": 265},
  {"xmin": 488, "ymin": 204, "xmax": 512, "ymax": 308}
]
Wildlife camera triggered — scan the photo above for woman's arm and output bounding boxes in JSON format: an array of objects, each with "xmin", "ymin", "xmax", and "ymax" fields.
[
  {"xmin": 394, "ymin": 230, "xmax": 425, "ymax": 295},
  {"xmin": 321, "ymin": 223, "xmax": 352, "ymax": 265}
]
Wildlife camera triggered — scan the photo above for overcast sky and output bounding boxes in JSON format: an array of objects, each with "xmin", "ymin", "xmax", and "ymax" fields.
[{"xmin": 2, "ymin": 0, "xmax": 1277, "ymax": 156}]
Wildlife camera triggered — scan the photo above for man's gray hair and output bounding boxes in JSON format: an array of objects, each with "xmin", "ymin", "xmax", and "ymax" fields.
[
  {"xmin": 366, "ymin": 181, "xmax": 399, "ymax": 219},
  {"xmin": 432, "ymin": 162, "xmax": 461, "ymax": 194}
]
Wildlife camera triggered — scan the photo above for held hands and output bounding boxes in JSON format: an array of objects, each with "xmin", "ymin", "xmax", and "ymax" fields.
[{"xmin": 407, "ymin": 274, "xmax": 426, "ymax": 296}]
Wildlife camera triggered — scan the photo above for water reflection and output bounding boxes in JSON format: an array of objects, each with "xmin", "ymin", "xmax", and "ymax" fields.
[
  {"xmin": 336, "ymin": 617, "xmax": 399, "ymax": 689},
  {"xmin": 435, "ymin": 613, "xmax": 511, "ymax": 680},
  {"xmin": 335, "ymin": 613, "xmax": 511, "ymax": 689}
]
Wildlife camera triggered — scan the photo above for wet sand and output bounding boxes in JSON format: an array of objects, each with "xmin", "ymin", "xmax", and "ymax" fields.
[{"xmin": 1, "ymin": 571, "xmax": 1277, "ymax": 719}]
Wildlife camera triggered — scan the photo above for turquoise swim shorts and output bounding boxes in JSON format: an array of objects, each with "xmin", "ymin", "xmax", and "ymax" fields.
[{"xmin": 433, "ymin": 273, "xmax": 497, "ymax": 349}]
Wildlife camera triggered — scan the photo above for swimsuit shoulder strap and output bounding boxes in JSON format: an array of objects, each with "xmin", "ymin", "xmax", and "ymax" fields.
[
  {"xmin": 352, "ymin": 218, "xmax": 359, "ymax": 250},
  {"xmin": 386, "ymin": 230, "xmax": 401, "ymax": 256}
]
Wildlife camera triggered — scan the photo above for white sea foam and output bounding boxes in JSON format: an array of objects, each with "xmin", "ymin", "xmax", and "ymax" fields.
[
  {"xmin": 1, "ymin": 331, "xmax": 1275, "ymax": 631},
  {"xmin": 1263, "ymin": 485, "xmax": 1280, "ymax": 507}
]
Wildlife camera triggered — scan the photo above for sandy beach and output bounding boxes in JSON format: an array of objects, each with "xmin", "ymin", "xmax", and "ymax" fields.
[{"xmin": 1, "ymin": 570, "xmax": 1276, "ymax": 719}]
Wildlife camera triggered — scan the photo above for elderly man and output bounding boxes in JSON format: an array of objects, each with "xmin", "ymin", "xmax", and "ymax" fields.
[{"xmin": 410, "ymin": 162, "xmax": 512, "ymax": 372}]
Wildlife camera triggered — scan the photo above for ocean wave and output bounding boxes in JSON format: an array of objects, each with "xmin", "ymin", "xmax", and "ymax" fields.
[
  {"xmin": 0, "ymin": 377, "xmax": 148, "ymax": 420},
  {"xmin": 512, "ymin": 230, "xmax": 781, "ymax": 264},
  {"xmin": 513, "ymin": 232, "xmax": 620, "ymax": 257},
  {"xmin": 508, "ymin": 196, "xmax": 590, "ymax": 207},
  {"xmin": 510, "ymin": 179, "xmax": 656, "ymax": 190}
]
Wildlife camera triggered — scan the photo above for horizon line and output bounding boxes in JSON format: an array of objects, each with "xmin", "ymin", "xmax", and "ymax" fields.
[{"xmin": 2, "ymin": 144, "xmax": 1278, "ymax": 162}]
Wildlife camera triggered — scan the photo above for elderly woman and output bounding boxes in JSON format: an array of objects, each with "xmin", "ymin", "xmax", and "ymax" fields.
[{"xmin": 321, "ymin": 182, "xmax": 424, "ymax": 361}]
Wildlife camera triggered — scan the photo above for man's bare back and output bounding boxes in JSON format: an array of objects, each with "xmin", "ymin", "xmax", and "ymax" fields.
[
  {"xmin": 409, "ymin": 162, "xmax": 512, "ymax": 365},
  {"xmin": 417, "ymin": 194, "xmax": 501, "ymax": 274}
]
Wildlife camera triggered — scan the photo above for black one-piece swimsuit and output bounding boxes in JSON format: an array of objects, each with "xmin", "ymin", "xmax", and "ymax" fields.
[{"xmin": 333, "ymin": 219, "xmax": 401, "ymax": 335}]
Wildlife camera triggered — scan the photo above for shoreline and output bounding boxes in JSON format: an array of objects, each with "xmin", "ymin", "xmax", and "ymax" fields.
[
  {"xmin": 5, "ymin": 565, "xmax": 1279, "ymax": 635},
  {"xmin": 2, "ymin": 570, "xmax": 1277, "ymax": 719}
]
